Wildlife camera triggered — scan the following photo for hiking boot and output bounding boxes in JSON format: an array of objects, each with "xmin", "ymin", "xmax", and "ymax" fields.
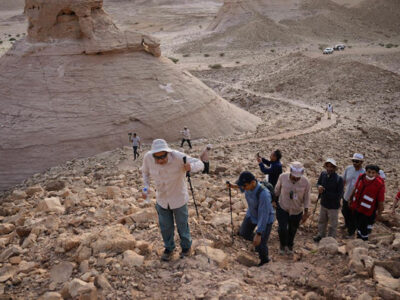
[
  {"xmin": 279, "ymin": 246, "xmax": 285, "ymax": 255},
  {"xmin": 313, "ymin": 235, "xmax": 322, "ymax": 243},
  {"xmin": 258, "ymin": 258, "xmax": 270, "ymax": 267},
  {"xmin": 286, "ymin": 246, "xmax": 293, "ymax": 255},
  {"xmin": 180, "ymin": 248, "xmax": 191, "ymax": 259},
  {"xmin": 161, "ymin": 249, "xmax": 173, "ymax": 262}
]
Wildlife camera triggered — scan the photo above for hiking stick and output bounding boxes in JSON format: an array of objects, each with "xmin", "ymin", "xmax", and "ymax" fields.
[
  {"xmin": 308, "ymin": 194, "xmax": 321, "ymax": 229},
  {"xmin": 226, "ymin": 181, "xmax": 234, "ymax": 244},
  {"xmin": 183, "ymin": 157, "xmax": 210, "ymax": 263}
]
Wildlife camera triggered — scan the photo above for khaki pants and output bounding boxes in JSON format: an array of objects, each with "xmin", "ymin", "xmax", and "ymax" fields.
[
  {"xmin": 318, "ymin": 206, "xmax": 339, "ymax": 238},
  {"xmin": 327, "ymin": 111, "xmax": 332, "ymax": 119}
]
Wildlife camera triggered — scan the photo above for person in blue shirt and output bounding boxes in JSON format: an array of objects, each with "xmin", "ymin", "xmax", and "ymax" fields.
[
  {"xmin": 257, "ymin": 149, "xmax": 283, "ymax": 187},
  {"xmin": 227, "ymin": 171, "xmax": 275, "ymax": 266}
]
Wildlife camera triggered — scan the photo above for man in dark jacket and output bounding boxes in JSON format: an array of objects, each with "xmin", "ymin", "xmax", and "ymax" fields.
[
  {"xmin": 314, "ymin": 158, "xmax": 344, "ymax": 242},
  {"xmin": 257, "ymin": 149, "xmax": 283, "ymax": 187}
]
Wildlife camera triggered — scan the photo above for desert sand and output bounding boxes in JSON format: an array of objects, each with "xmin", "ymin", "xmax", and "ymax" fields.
[{"xmin": 0, "ymin": 0, "xmax": 399, "ymax": 299}]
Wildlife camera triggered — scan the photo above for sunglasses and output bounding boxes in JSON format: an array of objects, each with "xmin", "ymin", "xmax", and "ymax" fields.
[
  {"xmin": 352, "ymin": 160, "xmax": 361, "ymax": 163},
  {"xmin": 153, "ymin": 153, "xmax": 168, "ymax": 160}
]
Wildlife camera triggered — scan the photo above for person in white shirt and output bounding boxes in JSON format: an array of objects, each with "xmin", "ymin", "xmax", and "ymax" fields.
[
  {"xmin": 180, "ymin": 126, "xmax": 192, "ymax": 149},
  {"xmin": 130, "ymin": 133, "xmax": 141, "ymax": 160},
  {"xmin": 342, "ymin": 153, "xmax": 365, "ymax": 237},
  {"xmin": 142, "ymin": 139, "xmax": 204, "ymax": 261},
  {"xmin": 326, "ymin": 103, "xmax": 333, "ymax": 119}
]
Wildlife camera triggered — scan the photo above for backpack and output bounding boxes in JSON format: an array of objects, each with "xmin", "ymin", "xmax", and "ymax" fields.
[{"xmin": 256, "ymin": 180, "xmax": 277, "ymax": 204}]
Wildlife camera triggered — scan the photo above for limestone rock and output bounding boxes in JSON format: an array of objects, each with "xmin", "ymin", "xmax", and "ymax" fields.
[
  {"xmin": 349, "ymin": 247, "xmax": 374, "ymax": 275},
  {"xmin": 0, "ymin": 223, "xmax": 15, "ymax": 235},
  {"xmin": 236, "ymin": 253, "xmax": 258, "ymax": 267},
  {"xmin": 346, "ymin": 239, "xmax": 367, "ymax": 254},
  {"xmin": 373, "ymin": 266, "xmax": 400, "ymax": 291},
  {"xmin": 135, "ymin": 240, "xmax": 153, "ymax": 256},
  {"xmin": 11, "ymin": 190, "xmax": 27, "ymax": 200},
  {"xmin": 210, "ymin": 214, "xmax": 231, "ymax": 228},
  {"xmin": 26, "ymin": 185, "xmax": 44, "ymax": 197},
  {"xmin": 75, "ymin": 246, "xmax": 92, "ymax": 263},
  {"xmin": 37, "ymin": 197, "xmax": 65, "ymax": 214},
  {"xmin": 91, "ymin": 224, "xmax": 136, "ymax": 254},
  {"xmin": 94, "ymin": 274, "xmax": 113, "ymax": 291},
  {"xmin": 17, "ymin": 261, "xmax": 38, "ymax": 274},
  {"xmin": 377, "ymin": 285, "xmax": 400, "ymax": 300},
  {"xmin": 374, "ymin": 260, "xmax": 400, "ymax": 278},
  {"xmin": 44, "ymin": 181, "xmax": 66, "ymax": 192},
  {"xmin": 122, "ymin": 250, "xmax": 144, "ymax": 267},
  {"xmin": 50, "ymin": 262, "xmax": 75, "ymax": 284},
  {"xmin": 304, "ymin": 291, "xmax": 321, "ymax": 300},
  {"xmin": 317, "ymin": 237, "xmax": 338, "ymax": 254},
  {"xmin": 66, "ymin": 278, "xmax": 97, "ymax": 299},
  {"xmin": 0, "ymin": 265, "xmax": 17, "ymax": 282},
  {"xmin": 218, "ymin": 279, "xmax": 241, "ymax": 296},
  {"xmin": 357, "ymin": 292, "xmax": 372, "ymax": 300},
  {"xmin": 392, "ymin": 233, "xmax": 400, "ymax": 250},
  {"xmin": 0, "ymin": 245, "xmax": 23, "ymax": 262},
  {"xmin": 196, "ymin": 246, "xmax": 229, "ymax": 268},
  {"xmin": 38, "ymin": 292, "xmax": 63, "ymax": 300}
]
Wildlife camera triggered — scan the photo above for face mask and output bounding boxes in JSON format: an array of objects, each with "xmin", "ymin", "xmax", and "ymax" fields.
[{"xmin": 366, "ymin": 176, "xmax": 375, "ymax": 181}]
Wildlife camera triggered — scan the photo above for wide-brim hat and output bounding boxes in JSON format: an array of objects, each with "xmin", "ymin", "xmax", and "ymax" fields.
[
  {"xmin": 290, "ymin": 162, "xmax": 304, "ymax": 178},
  {"xmin": 324, "ymin": 158, "xmax": 337, "ymax": 168},
  {"xmin": 149, "ymin": 139, "xmax": 172, "ymax": 155},
  {"xmin": 351, "ymin": 153, "xmax": 364, "ymax": 161}
]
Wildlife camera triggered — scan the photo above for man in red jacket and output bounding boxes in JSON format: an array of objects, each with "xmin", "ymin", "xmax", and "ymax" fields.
[{"xmin": 349, "ymin": 165, "xmax": 385, "ymax": 241}]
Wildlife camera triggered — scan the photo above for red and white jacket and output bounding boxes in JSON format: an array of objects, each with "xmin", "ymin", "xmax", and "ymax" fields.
[{"xmin": 351, "ymin": 174, "xmax": 385, "ymax": 216}]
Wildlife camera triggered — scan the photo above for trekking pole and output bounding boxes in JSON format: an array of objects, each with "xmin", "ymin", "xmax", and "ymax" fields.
[
  {"xmin": 308, "ymin": 194, "xmax": 321, "ymax": 229},
  {"xmin": 226, "ymin": 181, "xmax": 234, "ymax": 244},
  {"xmin": 183, "ymin": 157, "xmax": 210, "ymax": 264}
]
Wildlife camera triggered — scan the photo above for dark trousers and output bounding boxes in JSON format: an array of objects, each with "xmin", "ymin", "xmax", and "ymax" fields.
[
  {"xmin": 133, "ymin": 146, "xmax": 139, "ymax": 160},
  {"xmin": 342, "ymin": 199, "xmax": 356, "ymax": 235},
  {"xmin": 354, "ymin": 210, "xmax": 375, "ymax": 241},
  {"xmin": 180, "ymin": 139, "xmax": 192, "ymax": 149},
  {"xmin": 276, "ymin": 204, "xmax": 302, "ymax": 249},
  {"xmin": 202, "ymin": 161, "xmax": 209, "ymax": 174},
  {"xmin": 239, "ymin": 216, "xmax": 272, "ymax": 263}
]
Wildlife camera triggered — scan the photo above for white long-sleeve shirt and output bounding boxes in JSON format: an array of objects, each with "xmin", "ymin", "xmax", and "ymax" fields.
[
  {"xmin": 142, "ymin": 150, "xmax": 204, "ymax": 209},
  {"xmin": 181, "ymin": 129, "xmax": 191, "ymax": 139}
]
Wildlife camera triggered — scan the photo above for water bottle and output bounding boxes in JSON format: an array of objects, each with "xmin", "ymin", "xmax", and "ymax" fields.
[{"xmin": 143, "ymin": 187, "xmax": 150, "ymax": 203}]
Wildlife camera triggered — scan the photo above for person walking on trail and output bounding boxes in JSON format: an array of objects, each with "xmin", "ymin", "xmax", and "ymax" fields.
[
  {"xmin": 142, "ymin": 139, "xmax": 204, "ymax": 261},
  {"xmin": 349, "ymin": 165, "xmax": 385, "ymax": 241},
  {"xmin": 313, "ymin": 159, "xmax": 344, "ymax": 242},
  {"xmin": 342, "ymin": 153, "xmax": 365, "ymax": 237},
  {"xmin": 180, "ymin": 126, "xmax": 192, "ymax": 149},
  {"xmin": 130, "ymin": 133, "xmax": 141, "ymax": 160},
  {"xmin": 200, "ymin": 144, "xmax": 212, "ymax": 174},
  {"xmin": 275, "ymin": 162, "xmax": 310, "ymax": 255},
  {"xmin": 256, "ymin": 149, "xmax": 283, "ymax": 187},
  {"xmin": 227, "ymin": 171, "xmax": 275, "ymax": 266},
  {"xmin": 392, "ymin": 189, "xmax": 400, "ymax": 215},
  {"xmin": 326, "ymin": 103, "xmax": 333, "ymax": 119}
]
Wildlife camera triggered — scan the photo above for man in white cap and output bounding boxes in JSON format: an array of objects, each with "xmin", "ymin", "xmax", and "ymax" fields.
[
  {"xmin": 314, "ymin": 158, "xmax": 344, "ymax": 242},
  {"xmin": 200, "ymin": 144, "xmax": 212, "ymax": 174},
  {"xmin": 180, "ymin": 126, "xmax": 192, "ymax": 149},
  {"xmin": 142, "ymin": 139, "xmax": 204, "ymax": 261},
  {"xmin": 275, "ymin": 162, "xmax": 311, "ymax": 255},
  {"xmin": 341, "ymin": 153, "xmax": 365, "ymax": 237}
]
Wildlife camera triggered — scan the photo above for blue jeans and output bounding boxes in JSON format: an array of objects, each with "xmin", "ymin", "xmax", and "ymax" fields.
[
  {"xmin": 156, "ymin": 203, "xmax": 192, "ymax": 252},
  {"xmin": 239, "ymin": 215, "xmax": 272, "ymax": 263}
]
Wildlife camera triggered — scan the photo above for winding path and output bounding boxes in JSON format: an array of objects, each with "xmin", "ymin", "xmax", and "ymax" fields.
[{"xmin": 201, "ymin": 78, "xmax": 337, "ymax": 147}]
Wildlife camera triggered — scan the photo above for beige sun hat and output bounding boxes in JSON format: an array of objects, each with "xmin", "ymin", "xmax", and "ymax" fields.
[
  {"xmin": 290, "ymin": 161, "xmax": 304, "ymax": 178},
  {"xmin": 324, "ymin": 158, "xmax": 337, "ymax": 168},
  {"xmin": 149, "ymin": 139, "xmax": 172, "ymax": 154}
]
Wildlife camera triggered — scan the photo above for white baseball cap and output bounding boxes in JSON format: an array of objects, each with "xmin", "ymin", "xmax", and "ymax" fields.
[
  {"xmin": 149, "ymin": 139, "xmax": 172, "ymax": 154},
  {"xmin": 324, "ymin": 158, "xmax": 337, "ymax": 167},
  {"xmin": 290, "ymin": 162, "xmax": 304, "ymax": 178},
  {"xmin": 351, "ymin": 153, "xmax": 364, "ymax": 161}
]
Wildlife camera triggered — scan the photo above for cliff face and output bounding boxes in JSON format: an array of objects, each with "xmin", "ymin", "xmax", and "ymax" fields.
[{"xmin": 0, "ymin": 0, "xmax": 261, "ymax": 191}]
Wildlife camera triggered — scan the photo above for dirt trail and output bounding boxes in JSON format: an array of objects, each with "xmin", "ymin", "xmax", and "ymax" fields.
[{"xmin": 200, "ymin": 78, "xmax": 337, "ymax": 147}]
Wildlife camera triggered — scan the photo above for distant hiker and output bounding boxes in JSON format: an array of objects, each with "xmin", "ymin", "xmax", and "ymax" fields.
[
  {"xmin": 313, "ymin": 159, "xmax": 344, "ymax": 242},
  {"xmin": 256, "ymin": 149, "xmax": 283, "ymax": 187},
  {"xmin": 342, "ymin": 153, "xmax": 365, "ymax": 237},
  {"xmin": 200, "ymin": 144, "xmax": 212, "ymax": 174},
  {"xmin": 349, "ymin": 165, "xmax": 385, "ymax": 241},
  {"xmin": 130, "ymin": 133, "xmax": 141, "ymax": 160},
  {"xmin": 180, "ymin": 126, "xmax": 192, "ymax": 149},
  {"xmin": 275, "ymin": 162, "xmax": 310, "ymax": 255},
  {"xmin": 326, "ymin": 103, "xmax": 333, "ymax": 119},
  {"xmin": 392, "ymin": 189, "xmax": 400, "ymax": 215},
  {"xmin": 142, "ymin": 139, "xmax": 204, "ymax": 261},
  {"xmin": 227, "ymin": 171, "xmax": 275, "ymax": 266}
]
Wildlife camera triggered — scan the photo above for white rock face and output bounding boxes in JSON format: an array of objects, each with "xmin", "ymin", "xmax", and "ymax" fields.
[
  {"xmin": 37, "ymin": 197, "xmax": 65, "ymax": 214},
  {"xmin": 122, "ymin": 250, "xmax": 144, "ymax": 267}
]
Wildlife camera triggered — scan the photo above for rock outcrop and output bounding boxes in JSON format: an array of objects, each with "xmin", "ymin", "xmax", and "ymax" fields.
[{"xmin": 0, "ymin": 0, "xmax": 261, "ymax": 191}]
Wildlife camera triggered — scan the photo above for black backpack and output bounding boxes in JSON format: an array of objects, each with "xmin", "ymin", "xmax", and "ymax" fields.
[{"xmin": 256, "ymin": 180, "xmax": 277, "ymax": 204}]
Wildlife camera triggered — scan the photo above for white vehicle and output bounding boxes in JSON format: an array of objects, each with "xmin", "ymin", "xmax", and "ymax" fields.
[
  {"xmin": 323, "ymin": 47, "xmax": 334, "ymax": 54},
  {"xmin": 333, "ymin": 44, "xmax": 345, "ymax": 50}
]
